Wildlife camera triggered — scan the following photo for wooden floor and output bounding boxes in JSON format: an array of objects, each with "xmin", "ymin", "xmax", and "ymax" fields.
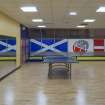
[
  {"xmin": 0, "ymin": 61, "xmax": 16, "ymax": 79},
  {"xmin": 0, "ymin": 62, "xmax": 105, "ymax": 105}
]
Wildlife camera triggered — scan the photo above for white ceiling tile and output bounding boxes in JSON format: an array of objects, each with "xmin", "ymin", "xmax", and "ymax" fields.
[{"xmin": 0, "ymin": 0, "xmax": 105, "ymax": 28}]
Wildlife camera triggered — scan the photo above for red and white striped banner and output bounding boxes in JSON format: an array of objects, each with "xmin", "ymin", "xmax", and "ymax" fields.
[{"xmin": 94, "ymin": 39, "xmax": 104, "ymax": 52}]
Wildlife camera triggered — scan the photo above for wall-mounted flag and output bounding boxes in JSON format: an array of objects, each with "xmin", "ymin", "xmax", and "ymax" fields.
[
  {"xmin": 0, "ymin": 40, "xmax": 16, "ymax": 53},
  {"xmin": 30, "ymin": 39, "xmax": 68, "ymax": 56},
  {"xmin": 94, "ymin": 39, "xmax": 104, "ymax": 52},
  {"xmin": 68, "ymin": 39, "xmax": 94, "ymax": 54}
]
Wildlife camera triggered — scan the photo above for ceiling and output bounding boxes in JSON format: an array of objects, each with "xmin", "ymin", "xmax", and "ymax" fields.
[{"xmin": 0, "ymin": 0, "xmax": 105, "ymax": 28}]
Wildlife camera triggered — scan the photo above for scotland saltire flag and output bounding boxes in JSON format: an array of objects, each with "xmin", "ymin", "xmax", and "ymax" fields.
[
  {"xmin": 0, "ymin": 40, "xmax": 7, "ymax": 52},
  {"xmin": 0, "ymin": 39, "xmax": 16, "ymax": 54},
  {"xmin": 30, "ymin": 39, "xmax": 68, "ymax": 56}
]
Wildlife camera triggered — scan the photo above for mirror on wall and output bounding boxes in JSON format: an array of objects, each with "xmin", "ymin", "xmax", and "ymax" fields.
[{"xmin": 0, "ymin": 35, "xmax": 16, "ymax": 79}]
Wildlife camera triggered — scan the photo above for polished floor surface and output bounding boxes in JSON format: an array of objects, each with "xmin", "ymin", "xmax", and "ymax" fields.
[
  {"xmin": 0, "ymin": 62, "xmax": 105, "ymax": 105},
  {"xmin": 0, "ymin": 61, "xmax": 16, "ymax": 78}
]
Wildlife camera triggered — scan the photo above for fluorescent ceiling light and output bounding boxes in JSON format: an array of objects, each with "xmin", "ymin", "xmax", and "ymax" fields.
[
  {"xmin": 76, "ymin": 25, "xmax": 86, "ymax": 28},
  {"xmin": 96, "ymin": 6, "xmax": 105, "ymax": 12},
  {"xmin": 69, "ymin": 12, "xmax": 77, "ymax": 15},
  {"xmin": 37, "ymin": 25, "xmax": 46, "ymax": 28},
  {"xmin": 32, "ymin": 19, "xmax": 43, "ymax": 22},
  {"xmin": 20, "ymin": 6, "xmax": 38, "ymax": 12},
  {"xmin": 83, "ymin": 19, "xmax": 96, "ymax": 22}
]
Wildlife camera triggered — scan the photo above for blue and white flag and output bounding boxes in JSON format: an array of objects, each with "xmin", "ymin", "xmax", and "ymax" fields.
[
  {"xmin": 0, "ymin": 39, "xmax": 16, "ymax": 54},
  {"xmin": 30, "ymin": 39, "xmax": 68, "ymax": 56}
]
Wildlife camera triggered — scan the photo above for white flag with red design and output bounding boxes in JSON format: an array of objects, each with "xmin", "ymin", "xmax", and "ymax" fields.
[{"xmin": 68, "ymin": 39, "xmax": 93, "ymax": 53}]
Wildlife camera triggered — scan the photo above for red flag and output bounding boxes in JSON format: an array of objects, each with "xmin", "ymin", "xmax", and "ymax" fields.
[{"xmin": 94, "ymin": 39, "xmax": 104, "ymax": 52}]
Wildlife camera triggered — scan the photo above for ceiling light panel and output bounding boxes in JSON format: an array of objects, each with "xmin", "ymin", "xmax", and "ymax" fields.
[
  {"xmin": 32, "ymin": 19, "xmax": 43, "ymax": 22},
  {"xmin": 96, "ymin": 6, "xmax": 105, "ymax": 12},
  {"xmin": 76, "ymin": 25, "xmax": 86, "ymax": 28},
  {"xmin": 37, "ymin": 25, "xmax": 46, "ymax": 28},
  {"xmin": 69, "ymin": 12, "xmax": 77, "ymax": 15},
  {"xmin": 83, "ymin": 19, "xmax": 96, "ymax": 22},
  {"xmin": 20, "ymin": 6, "xmax": 38, "ymax": 12}
]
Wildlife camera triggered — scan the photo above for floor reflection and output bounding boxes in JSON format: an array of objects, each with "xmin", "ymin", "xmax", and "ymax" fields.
[
  {"xmin": 4, "ymin": 86, "xmax": 15, "ymax": 105},
  {"xmin": 0, "ymin": 62, "xmax": 105, "ymax": 105},
  {"xmin": 0, "ymin": 61, "xmax": 16, "ymax": 78},
  {"xmin": 76, "ymin": 87, "xmax": 87, "ymax": 105},
  {"xmin": 37, "ymin": 90, "xmax": 47, "ymax": 105}
]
